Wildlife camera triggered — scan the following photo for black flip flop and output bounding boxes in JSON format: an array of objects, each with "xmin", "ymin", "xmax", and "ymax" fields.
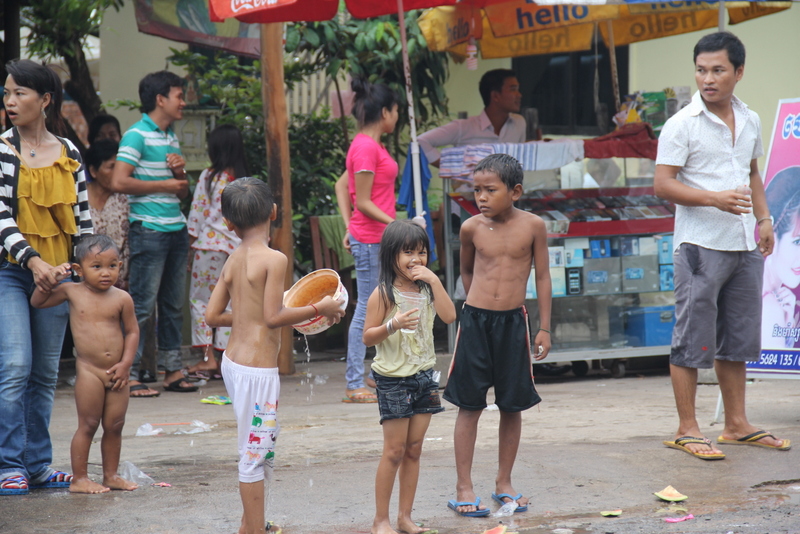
[
  {"xmin": 139, "ymin": 369, "xmax": 157, "ymax": 383},
  {"xmin": 164, "ymin": 379, "xmax": 198, "ymax": 393}
]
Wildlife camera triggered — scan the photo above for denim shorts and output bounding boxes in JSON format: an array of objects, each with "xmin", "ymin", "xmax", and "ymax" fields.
[{"xmin": 374, "ymin": 368, "xmax": 444, "ymax": 423}]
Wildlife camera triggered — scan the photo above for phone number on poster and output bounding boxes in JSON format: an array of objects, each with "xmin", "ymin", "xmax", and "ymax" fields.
[{"xmin": 752, "ymin": 351, "xmax": 800, "ymax": 368}]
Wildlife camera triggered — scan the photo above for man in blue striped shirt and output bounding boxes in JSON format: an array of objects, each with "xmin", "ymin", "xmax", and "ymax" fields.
[{"xmin": 111, "ymin": 70, "xmax": 196, "ymax": 397}]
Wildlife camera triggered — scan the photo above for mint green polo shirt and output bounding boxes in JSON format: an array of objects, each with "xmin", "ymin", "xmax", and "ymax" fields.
[{"xmin": 117, "ymin": 113, "xmax": 186, "ymax": 232}]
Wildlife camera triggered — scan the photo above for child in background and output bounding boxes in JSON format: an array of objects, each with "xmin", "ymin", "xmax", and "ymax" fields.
[
  {"xmin": 31, "ymin": 235, "xmax": 139, "ymax": 494},
  {"xmin": 205, "ymin": 178, "xmax": 345, "ymax": 534},
  {"xmin": 85, "ymin": 140, "xmax": 129, "ymax": 290},
  {"xmin": 185, "ymin": 124, "xmax": 249, "ymax": 380},
  {"xmin": 444, "ymin": 153, "xmax": 552, "ymax": 517},
  {"xmin": 363, "ymin": 220, "xmax": 456, "ymax": 534}
]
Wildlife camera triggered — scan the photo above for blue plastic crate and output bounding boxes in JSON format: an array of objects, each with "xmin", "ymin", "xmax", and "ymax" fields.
[{"xmin": 624, "ymin": 305, "xmax": 675, "ymax": 347}]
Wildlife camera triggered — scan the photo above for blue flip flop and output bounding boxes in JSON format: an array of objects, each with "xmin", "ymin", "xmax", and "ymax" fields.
[
  {"xmin": 29, "ymin": 471, "xmax": 72, "ymax": 489},
  {"xmin": 447, "ymin": 496, "xmax": 490, "ymax": 517},
  {"xmin": 0, "ymin": 475, "xmax": 29, "ymax": 495},
  {"xmin": 491, "ymin": 492, "xmax": 529, "ymax": 513}
]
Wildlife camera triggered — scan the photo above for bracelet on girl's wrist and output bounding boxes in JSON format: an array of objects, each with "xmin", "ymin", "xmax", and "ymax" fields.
[
  {"xmin": 539, "ymin": 328, "xmax": 551, "ymax": 334},
  {"xmin": 310, "ymin": 303, "xmax": 319, "ymax": 316},
  {"xmin": 386, "ymin": 319, "xmax": 395, "ymax": 335}
]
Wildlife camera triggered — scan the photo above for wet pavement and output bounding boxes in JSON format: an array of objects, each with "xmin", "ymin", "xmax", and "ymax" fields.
[{"xmin": 3, "ymin": 349, "xmax": 800, "ymax": 534}]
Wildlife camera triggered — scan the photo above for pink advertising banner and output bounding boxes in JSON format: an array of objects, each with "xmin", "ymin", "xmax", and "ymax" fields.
[{"xmin": 751, "ymin": 98, "xmax": 800, "ymax": 377}]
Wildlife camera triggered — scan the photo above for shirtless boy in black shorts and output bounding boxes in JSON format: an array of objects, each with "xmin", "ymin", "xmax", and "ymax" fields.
[{"xmin": 444, "ymin": 153, "xmax": 552, "ymax": 516}]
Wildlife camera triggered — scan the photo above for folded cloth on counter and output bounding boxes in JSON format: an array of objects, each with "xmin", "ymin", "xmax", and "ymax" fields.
[
  {"xmin": 440, "ymin": 140, "xmax": 585, "ymax": 181},
  {"xmin": 439, "ymin": 144, "xmax": 494, "ymax": 180},
  {"xmin": 491, "ymin": 139, "xmax": 584, "ymax": 172}
]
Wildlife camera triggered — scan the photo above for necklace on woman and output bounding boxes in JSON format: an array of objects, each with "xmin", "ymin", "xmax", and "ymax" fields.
[{"xmin": 18, "ymin": 133, "xmax": 43, "ymax": 157}]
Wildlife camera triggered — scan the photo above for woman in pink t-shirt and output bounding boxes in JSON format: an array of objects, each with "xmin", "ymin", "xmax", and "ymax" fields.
[{"xmin": 337, "ymin": 78, "xmax": 400, "ymax": 403}]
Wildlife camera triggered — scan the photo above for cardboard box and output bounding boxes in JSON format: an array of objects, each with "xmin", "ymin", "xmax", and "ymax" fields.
[
  {"xmin": 527, "ymin": 267, "xmax": 567, "ymax": 298},
  {"xmin": 582, "ymin": 258, "xmax": 621, "ymax": 295},
  {"xmin": 621, "ymin": 256, "xmax": 660, "ymax": 293},
  {"xmin": 590, "ymin": 239, "xmax": 612, "ymax": 258},
  {"xmin": 551, "ymin": 267, "xmax": 566, "ymax": 297},
  {"xmin": 664, "ymin": 86, "xmax": 691, "ymax": 117},
  {"xmin": 565, "ymin": 248, "xmax": 584, "ymax": 268},
  {"xmin": 639, "ymin": 236, "xmax": 658, "ymax": 256},
  {"xmin": 657, "ymin": 234, "xmax": 674, "ymax": 264},
  {"xmin": 660, "ymin": 264, "xmax": 675, "ymax": 291},
  {"xmin": 640, "ymin": 91, "xmax": 667, "ymax": 136},
  {"xmin": 549, "ymin": 246, "xmax": 565, "ymax": 267},
  {"xmin": 620, "ymin": 236, "xmax": 640, "ymax": 256}
]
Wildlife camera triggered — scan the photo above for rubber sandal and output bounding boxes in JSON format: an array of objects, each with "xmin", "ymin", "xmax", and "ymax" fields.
[
  {"xmin": 447, "ymin": 497, "xmax": 490, "ymax": 517},
  {"xmin": 663, "ymin": 436, "xmax": 725, "ymax": 460},
  {"xmin": 164, "ymin": 378, "xmax": 198, "ymax": 393},
  {"xmin": 0, "ymin": 475, "xmax": 29, "ymax": 495},
  {"xmin": 342, "ymin": 388, "xmax": 378, "ymax": 403},
  {"xmin": 139, "ymin": 369, "xmax": 157, "ymax": 383},
  {"xmin": 717, "ymin": 430, "xmax": 791, "ymax": 450},
  {"xmin": 491, "ymin": 492, "xmax": 529, "ymax": 512},
  {"xmin": 29, "ymin": 471, "xmax": 72, "ymax": 489},
  {"xmin": 182, "ymin": 368, "xmax": 210, "ymax": 381}
]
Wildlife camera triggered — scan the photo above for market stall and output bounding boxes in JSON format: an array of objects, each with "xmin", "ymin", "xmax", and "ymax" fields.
[{"xmin": 438, "ymin": 123, "xmax": 670, "ymax": 377}]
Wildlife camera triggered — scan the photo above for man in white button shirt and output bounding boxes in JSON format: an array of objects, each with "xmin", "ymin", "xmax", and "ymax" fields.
[
  {"xmin": 417, "ymin": 69, "xmax": 525, "ymax": 167},
  {"xmin": 655, "ymin": 32, "xmax": 789, "ymax": 460}
]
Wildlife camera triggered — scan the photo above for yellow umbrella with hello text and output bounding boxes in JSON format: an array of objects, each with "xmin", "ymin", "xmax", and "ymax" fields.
[{"xmin": 418, "ymin": 1, "xmax": 792, "ymax": 59}]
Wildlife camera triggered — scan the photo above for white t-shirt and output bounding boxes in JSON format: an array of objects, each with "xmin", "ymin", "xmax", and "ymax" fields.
[{"xmin": 656, "ymin": 91, "xmax": 764, "ymax": 252}]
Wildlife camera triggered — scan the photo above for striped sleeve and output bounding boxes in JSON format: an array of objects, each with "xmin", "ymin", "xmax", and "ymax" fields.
[
  {"xmin": 0, "ymin": 130, "xmax": 34, "ymax": 264},
  {"xmin": 64, "ymin": 138, "xmax": 93, "ymax": 236},
  {"xmin": 117, "ymin": 128, "xmax": 145, "ymax": 167}
]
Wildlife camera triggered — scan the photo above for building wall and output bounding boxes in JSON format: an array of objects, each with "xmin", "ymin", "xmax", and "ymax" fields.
[
  {"xmin": 99, "ymin": 2, "xmax": 187, "ymax": 131},
  {"xmin": 629, "ymin": 8, "xmax": 800, "ymax": 154},
  {"xmin": 440, "ymin": 58, "xmax": 512, "ymax": 118}
]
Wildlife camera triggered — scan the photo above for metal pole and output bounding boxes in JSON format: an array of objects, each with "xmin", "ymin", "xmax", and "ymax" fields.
[
  {"xmin": 606, "ymin": 21, "xmax": 620, "ymax": 113},
  {"xmin": 718, "ymin": 1, "xmax": 726, "ymax": 31},
  {"xmin": 396, "ymin": 0, "xmax": 426, "ymax": 222}
]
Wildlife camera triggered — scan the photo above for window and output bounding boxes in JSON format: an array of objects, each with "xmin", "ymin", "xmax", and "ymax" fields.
[{"xmin": 513, "ymin": 43, "xmax": 628, "ymax": 137}]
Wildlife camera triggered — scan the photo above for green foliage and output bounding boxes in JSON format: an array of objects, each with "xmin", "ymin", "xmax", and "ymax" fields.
[
  {"xmin": 21, "ymin": 0, "xmax": 124, "ymax": 61},
  {"xmin": 166, "ymin": 49, "xmax": 350, "ymax": 271},
  {"xmin": 288, "ymin": 111, "xmax": 351, "ymax": 270},
  {"xmin": 285, "ymin": 11, "xmax": 449, "ymax": 156}
]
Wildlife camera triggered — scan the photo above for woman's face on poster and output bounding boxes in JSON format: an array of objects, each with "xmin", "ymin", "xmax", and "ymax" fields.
[{"xmin": 774, "ymin": 214, "xmax": 800, "ymax": 289}]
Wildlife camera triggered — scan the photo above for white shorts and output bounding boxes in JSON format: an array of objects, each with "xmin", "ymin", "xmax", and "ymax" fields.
[{"xmin": 222, "ymin": 353, "xmax": 280, "ymax": 483}]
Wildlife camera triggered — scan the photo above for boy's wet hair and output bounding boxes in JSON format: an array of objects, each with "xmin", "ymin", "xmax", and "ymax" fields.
[
  {"xmin": 694, "ymin": 31, "xmax": 745, "ymax": 70},
  {"xmin": 221, "ymin": 177, "xmax": 274, "ymax": 230},
  {"xmin": 378, "ymin": 220, "xmax": 432, "ymax": 308},
  {"xmin": 474, "ymin": 153, "xmax": 523, "ymax": 190},
  {"xmin": 75, "ymin": 235, "xmax": 119, "ymax": 263}
]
